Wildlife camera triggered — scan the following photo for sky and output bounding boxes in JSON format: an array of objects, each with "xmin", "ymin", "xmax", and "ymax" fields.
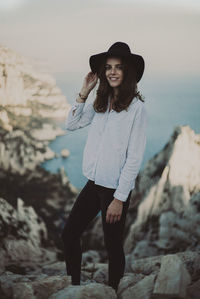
[{"xmin": 0, "ymin": 0, "xmax": 200, "ymax": 83}]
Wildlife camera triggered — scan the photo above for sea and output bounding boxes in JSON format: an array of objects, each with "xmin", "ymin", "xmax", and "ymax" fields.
[{"xmin": 41, "ymin": 74, "xmax": 200, "ymax": 190}]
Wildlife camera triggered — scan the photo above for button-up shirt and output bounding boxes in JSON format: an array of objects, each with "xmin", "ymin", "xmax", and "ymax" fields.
[{"xmin": 65, "ymin": 96, "xmax": 147, "ymax": 202}]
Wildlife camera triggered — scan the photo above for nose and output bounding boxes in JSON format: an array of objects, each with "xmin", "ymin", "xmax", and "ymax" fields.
[{"xmin": 111, "ymin": 67, "xmax": 116, "ymax": 74}]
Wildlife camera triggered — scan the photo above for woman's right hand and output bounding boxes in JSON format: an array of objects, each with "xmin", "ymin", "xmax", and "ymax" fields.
[{"xmin": 81, "ymin": 72, "xmax": 98, "ymax": 97}]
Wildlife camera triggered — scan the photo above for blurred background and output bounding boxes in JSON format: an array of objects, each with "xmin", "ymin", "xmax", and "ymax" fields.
[
  {"xmin": 1, "ymin": 0, "xmax": 199, "ymax": 189},
  {"xmin": 0, "ymin": 2, "xmax": 200, "ymax": 295}
]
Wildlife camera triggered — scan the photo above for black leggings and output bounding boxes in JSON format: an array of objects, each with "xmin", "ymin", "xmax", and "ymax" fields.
[{"xmin": 61, "ymin": 179, "xmax": 131, "ymax": 290}]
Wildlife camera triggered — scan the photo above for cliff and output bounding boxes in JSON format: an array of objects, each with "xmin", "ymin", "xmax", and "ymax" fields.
[
  {"xmin": 0, "ymin": 44, "xmax": 69, "ymax": 117},
  {"xmin": 124, "ymin": 125, "xmax": 200, "ymax": 257},
  {"xmin": 0, "ymin": 44, "xmax": 78, "ymax": 273}
]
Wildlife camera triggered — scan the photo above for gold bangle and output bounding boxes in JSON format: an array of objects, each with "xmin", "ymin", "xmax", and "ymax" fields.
[{"xmin": 79, "ymin": 92, "xmax": 88, "ymax": 100}]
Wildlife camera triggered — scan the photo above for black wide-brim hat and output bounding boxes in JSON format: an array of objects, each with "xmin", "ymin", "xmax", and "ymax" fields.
[{"xmin": 89, "ymin": 42, "xmax": 145, "ymax": 83}]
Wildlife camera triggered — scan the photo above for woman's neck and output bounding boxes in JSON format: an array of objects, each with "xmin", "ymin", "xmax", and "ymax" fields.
[
  {"xmin": 113, "ymin": 87, "xmax": 119, "ymax": 97},
  {"xmin": 111, "ymin": 87, "xmax": 118, "ymax": 102}
]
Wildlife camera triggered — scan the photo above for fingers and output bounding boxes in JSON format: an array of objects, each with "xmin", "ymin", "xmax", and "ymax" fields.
[
  {"xmin": 106, "ymin": 200, "xmax": 123, "ymax": 224},
  {"xmin": 87, "ymin": 72, "xmax": 97, "ymax": 80},
  {"xmin": 106, "ymin": 211, "xmax": 121, "ymax": 224},
  {"xmin": 88, "ymin": 71, "xmax": 97, "ymax": 76},
  {"xmin": 85, "ymin": 72, "xmax": 97, "ymax": 84},
  {"xmin": 86, "ymin": 71, "xmax": 95, "ymax": 77},
  {"xmin": 117, "ymin": 214, "xmax": 121, "ymax": 222},
  {"xmin": 82, "ymin": 72, "xmax": 98, "ymax": 93}
]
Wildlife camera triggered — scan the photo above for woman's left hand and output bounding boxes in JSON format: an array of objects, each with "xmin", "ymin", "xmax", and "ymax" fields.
[{"xmin": 106, "ymin": 198, "xmax": 123, "ymax": 223}]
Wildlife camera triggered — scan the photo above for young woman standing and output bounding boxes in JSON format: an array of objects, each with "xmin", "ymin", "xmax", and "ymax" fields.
[{"xmin": 61, "ymin": 42, "xmax": 147, "ymax": 292}]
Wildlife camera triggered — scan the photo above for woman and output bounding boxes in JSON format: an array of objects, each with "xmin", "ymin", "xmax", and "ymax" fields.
[{"xmin": 61, "ymin": 42, "xmax": 147, "ymax": 292}]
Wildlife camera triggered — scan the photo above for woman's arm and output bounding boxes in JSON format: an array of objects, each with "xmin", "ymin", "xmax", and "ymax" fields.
[
  {"xmin": 113, "ymin": 103, "xmax": 147, "ymax": 202},
  {"xmin": 66, "ymin": 100, "xmax": 95, "ymax": 131},
  {"xmin": 65, "ymin": 72, "xmax": 98, "ymax": 131}
]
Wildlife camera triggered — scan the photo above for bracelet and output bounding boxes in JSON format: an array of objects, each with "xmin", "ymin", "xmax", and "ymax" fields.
[{"xmin": 79, "ymin": 92, "xmax": 88, "ymax": 100}]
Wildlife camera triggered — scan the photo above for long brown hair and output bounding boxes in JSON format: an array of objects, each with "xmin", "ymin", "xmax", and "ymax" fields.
[{"xmin": 93, "ymin": 55, "xmax": 145, "ymax": 113}]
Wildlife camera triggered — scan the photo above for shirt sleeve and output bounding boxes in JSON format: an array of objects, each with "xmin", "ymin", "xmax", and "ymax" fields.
[
  {"xmin": 113, "ymin": 103, "xmax": 147, "ymax": 202},
  {"xmin": 65, "ymin": 101, "xmax": 95, "ymax": 131}
]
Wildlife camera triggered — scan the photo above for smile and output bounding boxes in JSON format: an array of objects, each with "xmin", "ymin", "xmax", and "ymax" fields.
[{"xmin": 109, "ymin": 77, "xmax": 119, "ymax": 81}]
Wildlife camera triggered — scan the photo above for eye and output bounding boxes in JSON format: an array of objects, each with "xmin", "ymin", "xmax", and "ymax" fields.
[
  {"xmin": 105, "ymin": 65, "xmax": 111, "ymax": 70},
  {"xmin": 116, "ymin": 65, "xmax": 124, "ymax": 70}
]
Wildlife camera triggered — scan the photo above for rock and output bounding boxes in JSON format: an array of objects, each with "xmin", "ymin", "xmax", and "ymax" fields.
[
  {"xmin": 0, "ymin": 271, "xmax": 29, "ymax": 298},
  {"xmin": 0, "ymin": 44, "xmax": 69, "ymax": 119},
  {"xmin": 0, "ymin": 197, "xmax": 47, "ymax": 247},
  {"xmin": 0, "ymin": 110, "xmax": 12, "ymax": 131},
  {"xmin": 49, "ymin": 283, "xmax": 117, "ymax": 299},
  {"xmin": 125, "ymin": 254, "xmax": 132, "ymax": 272},
  {"xmin": 171, "ymin": 251, "xmax": 200, "ymax": 279},
  {"xmin": 82, "ymin": 250, "xmax": 101, "ymax": 266},
  {"xmin": 59, "ymin": 166, "xmax": 78, "ymax": 194},
  {"xmin": 187, "ymin": 278, "xmax": 200, "ymax": 299},
  {"xmin": 131, "ymin": 240, "xmax": 158, "ymax": 258},
  {"xmin": 152, "ymin": 254, "xmax": 191, "ymax": 298},
  {"xmin": 0, "ymin": 45, "xmax": 80, "ymax": 279},
  {"xmin": 0, "ymin": 251, "xmax": 199, "ymax": 299},
  {"xmin": 0, "ymin": 197, "xmax": 57, "ymax": 271},
  {"xmin": 129, "ymin": 251, "xmax": 200, "ymax": 278},
  {"xmin": 80, "ymin": 262, "xmax": 108, "ymax": 284},
  {"xmin": 61, "ymin": 149, "xmax": 70, "ymax": 158},
  {"xmin": 130, "ymin": 254, "xmax": 163, "ymax": 276},
  {"xmin": 0, "ymin": 128, "xmax": 56, "ymax": 175},
  {"xmin": 117, "ymin": 272, "xmax": 145, "ymax": 297},
  {"xmin": 12, "ymin": 282, "xmax": 35, "ymax": 299},
  {"xmin": 93, "ymin": 263, "xmax": 108, "ymax": 284},
  {"xmin": 119, "ymin": 273, "xmax": 156, "ymax": 299},
  {"xmin": 0, "ymin": 161, "xmax": 79, "ymax": 271},
  {"xmin": 124, "ymin": 126, "xmax": 200, "ymax": 256},
  {"xmin": 31, "ymin": 275, "xmax": 71, "ymax": 299},
  {"xmin": 0, "ymin": 271, "xmax": 71, "ymax": 299},
  {"xmin": 38, "ymin": 261, "xmax": 66, "ymax": 276},
  {"xmin": 30, "ymin": 124, "xmax": 65, "ymax": 141}
]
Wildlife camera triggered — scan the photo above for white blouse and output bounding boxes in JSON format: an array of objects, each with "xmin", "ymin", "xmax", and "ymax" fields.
[{"xmin": 65, "ymin": 97, "xmax": 147, "ymax": 202}]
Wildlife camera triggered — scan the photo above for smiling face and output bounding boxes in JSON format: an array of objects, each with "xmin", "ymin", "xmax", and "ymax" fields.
[{"xmin": 105, "ymin": 57, "xmax": 124, "ymax": 91}]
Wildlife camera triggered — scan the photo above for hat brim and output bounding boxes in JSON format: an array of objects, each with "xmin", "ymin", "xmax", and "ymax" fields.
[{"xmin": 89, "ymin": 52, "xmax": 145, "ymax": 83}]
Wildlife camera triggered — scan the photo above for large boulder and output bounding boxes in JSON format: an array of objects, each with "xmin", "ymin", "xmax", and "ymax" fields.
[
  {"xmin": 153, "ymin": 254, "xmax": 191, "ymax": 298},
  {"xmin": 49, "ymin": 283, "xmax": 117, "ymax": 299}
]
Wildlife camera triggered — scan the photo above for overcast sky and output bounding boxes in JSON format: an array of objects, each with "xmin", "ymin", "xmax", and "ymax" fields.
[{"xmin": 0, "ymin": 0, "xmax": 200, "ymax": 80}]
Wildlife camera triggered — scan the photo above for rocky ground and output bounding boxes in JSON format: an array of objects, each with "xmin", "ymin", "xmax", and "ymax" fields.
[
  {"xmin": 0, "ymin": 250, "xmax": 200, "ymax": 298},
  {"xmin": 0, "ymin": 44, "xmax": 200, "ymax": 298}
]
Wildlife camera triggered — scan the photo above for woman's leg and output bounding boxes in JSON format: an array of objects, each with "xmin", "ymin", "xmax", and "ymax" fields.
[
  {"xmin": 99, "ymin": 187, "xmax": 131, "ymax": 291},
  {"xmin": 61, "ymin": 179, "xmax": 100, "ymax": 285}
]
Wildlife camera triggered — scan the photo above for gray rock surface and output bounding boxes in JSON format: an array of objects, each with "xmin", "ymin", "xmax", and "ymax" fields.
[
  {"xmin": 153, "ymin": 254, "xmax": 191, "ymax": 298},
  {"xmin": 187, "ymin": 278, "xmax": 200, "ymax": 299},
  {"xmin": 0, "ymin": 44, "xmax": 69, "ymax": 118},
  {"xmin": 124, "ymin": 126, "xmax": 200, "ymax": 257},
  {"xmin": 117, "ymin": 272, "xmax": 145, "ymax": 297},
  {"xmin": 0, "ymin": 197, "xmax": 58, "ymax": 274},
  {"xmin": 120, "ymin": 274, "xmax": 156, "ymax": 299},
  {"xmin": 0, "ymin": 245, "xmax": 199, "ymax": 298},
  {"xmin": 0, "ymin": 44, "xmax": 71, "ymax": 176},
  {"xmin": 0, "ymin": 44, "xmax": 78, "ymax": 274},
  {"xmin": 0, "ymin": 271, "xmax": 71, "ymax": 299},
  {"xmin": 49, "ymin": 283, "xmax": 117, "ymax": 299},
  {"xmin": 61, "ymin": 148, "xmax": 70, "ymax": 158}
]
